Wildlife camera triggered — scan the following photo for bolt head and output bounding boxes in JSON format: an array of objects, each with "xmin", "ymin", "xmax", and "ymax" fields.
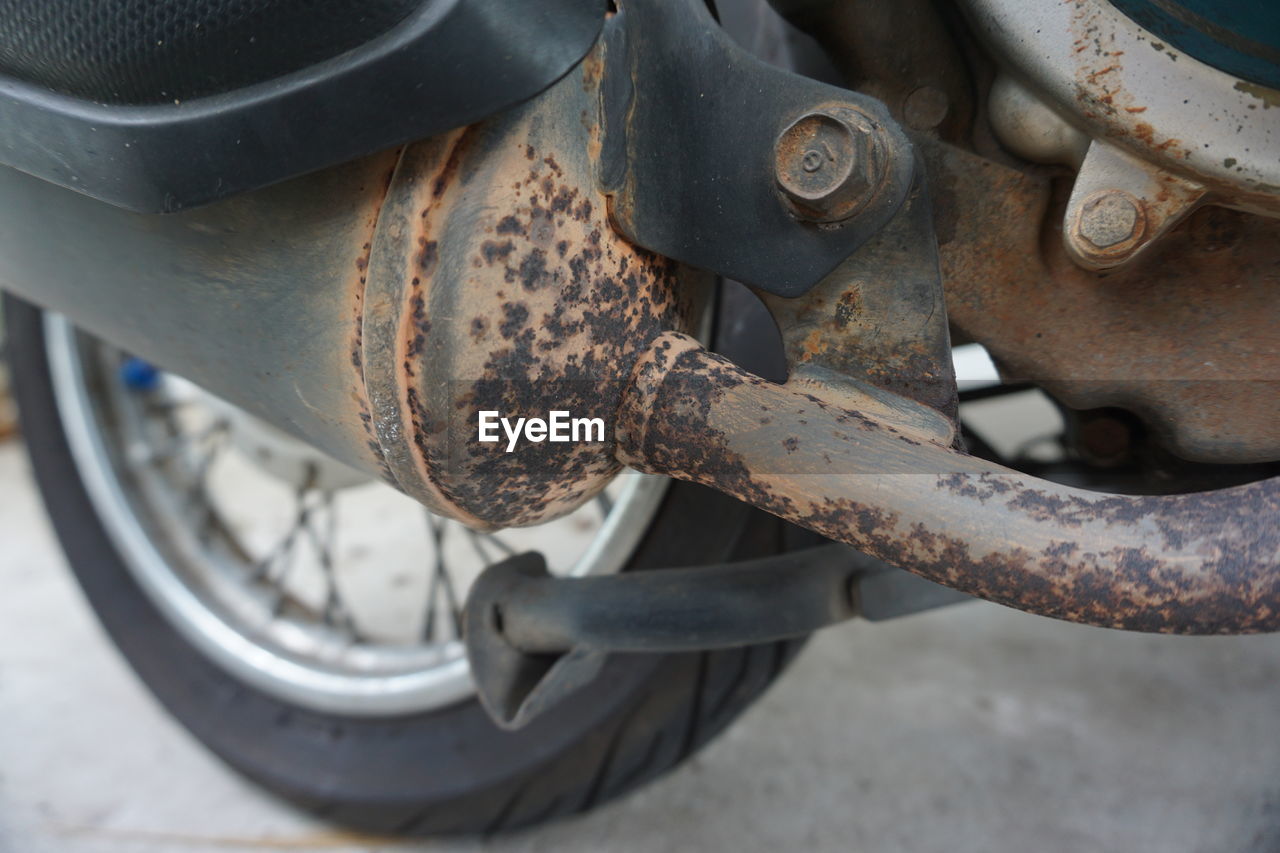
[
  {"xmin": 775, "ymin": 108, "xmax": 886, "ymax": 223},
  {"xmin": 1077, "ymin": 191, "xmax": 1144, "ymax": 251}
]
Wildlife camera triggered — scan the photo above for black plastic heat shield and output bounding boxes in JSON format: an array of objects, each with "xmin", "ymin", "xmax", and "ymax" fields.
[{"xmin": 0, "ymin": 0, "xmax": 606, "ymax": 212}]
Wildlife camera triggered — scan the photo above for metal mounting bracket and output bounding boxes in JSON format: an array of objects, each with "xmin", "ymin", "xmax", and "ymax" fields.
[{"xmin": 597, "ymin": 0, "xmax": 915, "ymax": 297}]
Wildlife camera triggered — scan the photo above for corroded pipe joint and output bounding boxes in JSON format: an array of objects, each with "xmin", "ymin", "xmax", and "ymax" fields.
[
  {"xmin": 618, "ymin": 332, "xmax": 1280, "ymax": 634},
  {"xmin": 614, "ymin": 332, "xmax": 708, "ymax": 465}
]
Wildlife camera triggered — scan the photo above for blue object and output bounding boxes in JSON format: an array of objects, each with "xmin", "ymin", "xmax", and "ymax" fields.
[
  {"xmin": 119, "ymin": 357, "xmax": 161, "ymax": 392},
  {"xmin": 1110, "ymin": 0, "xmax": 1280, "ymax": 91}
]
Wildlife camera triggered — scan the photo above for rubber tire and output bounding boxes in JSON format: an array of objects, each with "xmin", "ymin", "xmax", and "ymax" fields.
[{"xmin": 4, "ymin": 294, "xmax": 805, "ymax": 836}]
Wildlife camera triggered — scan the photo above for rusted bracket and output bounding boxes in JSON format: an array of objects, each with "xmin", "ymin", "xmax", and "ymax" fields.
[
  {"xmin": 764, "ymin": 165, "xmax": 959, "ymax": 421},
  {"xmin": 597, "ymin": 0, "xmax": 914, "ymax": 297}
]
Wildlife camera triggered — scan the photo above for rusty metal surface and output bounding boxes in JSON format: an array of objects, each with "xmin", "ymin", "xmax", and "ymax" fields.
[
  {"xmin": 362, "ymin": 45, "xmax": 704, "ymax": 528},
  {"xmin": 925, "ymin": 137, "xmax": 1280, "ymax": 463},
  {"xmin": 764, "ymin": 168, "xmax": 959, "ymax": 420},
  {"xmin": 618, "ymin": 332, "xmax": 1280, "ymax": 634},
  {"xmin": 1060, "ymin": 141, "xmax": 1209, "ymax": 271}
]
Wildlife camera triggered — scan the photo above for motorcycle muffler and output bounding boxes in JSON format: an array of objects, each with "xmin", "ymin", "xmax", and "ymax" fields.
[
  {"xmin": 0, "ymin": 45, "xmax": 706, "ymax": 531},
  {"xmin": 1, "ymin": 35, "xmax": 1278, "ymax": 637}
]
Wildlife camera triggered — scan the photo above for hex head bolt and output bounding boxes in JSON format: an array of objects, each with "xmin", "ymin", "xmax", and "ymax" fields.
[
  {"xmin": 775, "ymin": 108, "xmax": 888, "ymax": 223},
  {"xmin": 1069, "ymin": 189, "xmax": 1148, "ymax": 267}
]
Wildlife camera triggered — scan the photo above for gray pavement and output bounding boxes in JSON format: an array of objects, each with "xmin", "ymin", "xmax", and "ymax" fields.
[{"xmin": 2, "ymin": 438, "xmax": 1280, "ymax": 853}]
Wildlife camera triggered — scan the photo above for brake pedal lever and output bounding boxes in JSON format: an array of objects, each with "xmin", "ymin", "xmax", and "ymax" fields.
[{"xmin": 463, "ymin": 545, "xmax": 970, "ymax": 729}]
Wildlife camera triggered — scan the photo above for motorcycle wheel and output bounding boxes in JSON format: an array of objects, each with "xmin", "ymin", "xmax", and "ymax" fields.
[{"xmin": 4, "ymin": 293, "xmax": 804, "ymax": 836}]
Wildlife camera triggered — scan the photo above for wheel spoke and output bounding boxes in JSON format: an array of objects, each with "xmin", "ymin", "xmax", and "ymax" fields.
[
  {"xmin": 253, "ymin": 482, "xmax": 309, "ymax": 589},
  {"xmin": 299, "ymin": 487, "xmax": 360, "ymax": 639},
  {"xmin": 183, "ymin": 419, "xmax": 230, "ymax": 542},
  {"xmin": 135, "ymin": 416, "xmax": 225, "ymax": 469},
  {"xmin": 249, "ymin": 466, "xmax": 358, "ymax": 638},
  {"xmin": 465, "ymin": 525, "xmax": 517, "ymax": 563},
  {"xmin": 422, "ymin": 512, "xmax": 463, "ymax": 643}
]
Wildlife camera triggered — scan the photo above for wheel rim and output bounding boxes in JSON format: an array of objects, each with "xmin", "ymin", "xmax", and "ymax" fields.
[{"xmin": 44, "ymin": 314, "xmax": 668, "ymax": 716}]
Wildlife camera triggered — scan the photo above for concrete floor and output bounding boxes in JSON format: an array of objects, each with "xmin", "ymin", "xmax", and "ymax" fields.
[{"xmin": 3, "ymin": 437, "xmax": 1280, "ymax": 853}]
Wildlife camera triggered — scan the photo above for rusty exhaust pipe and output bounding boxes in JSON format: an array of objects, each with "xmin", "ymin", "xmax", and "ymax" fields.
[
  {"xmin": 616, "ymin": 331, "xmax": 1280, "ymax": 635},
  {"xmin": 0, "ymin": 44, "xmax": 705, "ymax": 532}
]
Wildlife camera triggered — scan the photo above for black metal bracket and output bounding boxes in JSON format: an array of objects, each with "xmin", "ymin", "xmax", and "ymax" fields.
[
  {"xmin": 463, "ymin": 545, "xmax": 972, "ymax": 730},
  {"xmin": 596, "ymin": 0, "xmax": 915, "ymax": 298}
]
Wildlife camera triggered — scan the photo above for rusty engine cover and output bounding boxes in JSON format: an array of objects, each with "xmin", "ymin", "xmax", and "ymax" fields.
[{"xmin": 925, "ymin": 139, "xmax": 1280, "ymax": 464}]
